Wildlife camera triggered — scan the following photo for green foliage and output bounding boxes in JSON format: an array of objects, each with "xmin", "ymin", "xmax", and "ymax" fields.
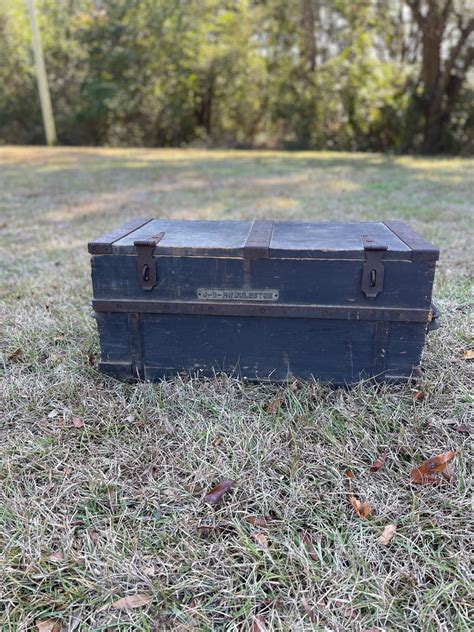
[{"xmin": 0, "ymin": 0, "xmax": 472, "ymax": 151}]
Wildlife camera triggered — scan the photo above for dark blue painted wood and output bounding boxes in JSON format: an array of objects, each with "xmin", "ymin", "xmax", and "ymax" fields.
[
  {"xmin": 91, "ymin": 255, "xmax": 436, "ymax": 308},
  {"xmin": 89, "ymin": 219, "xmax": 439, "ymax": 384},
  {"xmin": 93, "ymin": 312, "xmax": 428, "ymax": 384}
]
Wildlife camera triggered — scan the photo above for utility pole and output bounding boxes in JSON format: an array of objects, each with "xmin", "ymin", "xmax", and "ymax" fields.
[{"xmin": 25, "ymin": 0, "xmax": 57, "ymax": 145}]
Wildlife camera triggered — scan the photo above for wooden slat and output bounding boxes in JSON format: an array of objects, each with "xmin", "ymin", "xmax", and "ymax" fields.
[
  {"xmin": 88, "ymin": 217, "xmax": 153, "ymax": 254},
  {"xmin": 243, "ymin": 220, "xmax": 274, "ymax": 258},
  {"xmin": 383, "ymin": 221, "xmax": 439, "ymax": 261}
]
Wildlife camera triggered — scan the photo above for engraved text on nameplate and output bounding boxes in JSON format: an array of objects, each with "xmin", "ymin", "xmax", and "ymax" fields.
[{"xmin": 197, "ymin": 289, "xmax": 279, "ymax": 301}]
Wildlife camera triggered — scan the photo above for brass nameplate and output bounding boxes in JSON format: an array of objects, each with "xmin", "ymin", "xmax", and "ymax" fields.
[{"xmin": 197, "ymin": 288, "xmax": 279, "ymax": 301}]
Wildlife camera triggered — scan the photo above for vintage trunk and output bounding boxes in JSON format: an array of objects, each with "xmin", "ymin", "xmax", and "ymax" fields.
[{"xmin": 88, "ymin": 218, "xmax": 439, "ymax": 384}]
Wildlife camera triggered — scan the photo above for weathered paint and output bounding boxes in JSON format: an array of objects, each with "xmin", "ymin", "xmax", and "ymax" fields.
[{"xmin": 89, "ymin": 218, "xmax": 439, "ymax": 384}]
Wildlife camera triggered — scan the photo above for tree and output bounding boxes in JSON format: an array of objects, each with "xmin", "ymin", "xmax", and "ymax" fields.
[{"xmin": 406, "ymin": 0, "xmax": 474, "ymax": 153}]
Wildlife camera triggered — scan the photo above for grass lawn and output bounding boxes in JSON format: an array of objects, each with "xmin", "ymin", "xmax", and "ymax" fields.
[{"xmin": 1, "ymin": 147, "xmax": 472, "ymax": 631}]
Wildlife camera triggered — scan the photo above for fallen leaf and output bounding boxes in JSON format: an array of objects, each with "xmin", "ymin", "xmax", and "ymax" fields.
[
  {"xmin": 252, "ymin": 533, "xmax": 268, "ymax": 548},
  {"xmin": 48, "ymin": 550, "xmax": 64, "ymax": 562},
  {"xmin": 71, "ymin": 417, "xmax": 84, "ymax": 428},
  {"xmin": 251, "ymin": 614, "xmax": 268, "ymax": 632},
  {"xmin": 36, "ymin": 620, "xmax": 61, "ymax": 632},
  {"xmin": 300, "ymin": 532, "xmax": 318, "ymax": 561},
  {"xmin": 452, "ymin": 424, "xmax": 470, "ymax": 435},
  {"xmin": 8, "ymin": 348, "xmax": 22, "ymax": 361},
  {"xmin": 111, "ymin": 593, "xmax": 152, "ymax": 610},
  {"xmin": 412, "ymin": 389, "xmax": 425, "ymax": 401},
  {"xmin": 213, "ymin": 436, "xmax": 223, "ymax": 447},
  {"xmin": 204, "ymin": 479, "xmax": 235, "ymax": 505},
  {"xmin": 47, "ymin": 409, "xmax": 59, "ymax": 419},
  {"xmin": 265, "ymin": 396, "xmax": 282, "ymax": 413},
  {"xmin": 379, "ymin": 524, "xmax": 397, "ymax": 545},
  {"xmin": 410, "ymin": 451, "xmax": 457, "ymax": 484},
  {"xmin": 143, "ymin": 566, "xmax": 155, "ymax": 577},
  {"xmin": 246, "ymin": 515, "xmax": 272, "ymax": 528},
  {"xmin": 349, "ymin": 495, "xmax": 373, "ymax": 519},
  {"xmin": 463, "ymin": 350, "xmax": 474, "ymax": 360},
  {"xmin": 441, "ymin": 464, "xmax": 456, "ymax": 482},
  {"xmin": 301, "ymin": 598, "xmax": 318, "ymax": 622},
  {"xmin": 370, "ymin": 450, "xmax": 387, "ymax": 473},
  {"xmin": 87, "ymin": 350, "xmax": 94, "ymax": 366},
  {"xmin": 124, "ymin": 414, "xmax": 135, "ymax": 423},
  {"xmin": 345, "ymin": 469, "xmax": 355, "ymax": 478}
]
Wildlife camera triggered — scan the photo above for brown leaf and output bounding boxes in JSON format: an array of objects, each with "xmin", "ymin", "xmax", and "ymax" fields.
[
  {"xmin": 370, "ymin": 450, "xmax": 387, "ymax": 473},
  {"xmin": 252, "ymin": 533, "xmax": 268, "ymax": 548},
  {"xmin": 452, "ymin": 424, "xmax": 470, "ymax": 435},
  {"xmin": 36, "ymin": 620, "xmax": 61, "ymax": 632},
  {"xmin": 300, "ymin": 532, "xmax": 318, "ymax": 561},
  {"xmin": 345, "ymin": 469, "xmax": 355, "ymax": 478},
  {"xmin": 441, "ymin": 464, "xmax": 456, "ymax": 482},
  {"xmin": 87, "ymin": 350, "xmax": 95, "ymax": 366},
  {"xmin": 48, "ymin": 550, "xmax": 64, "ymax": 562},
  {"xmin": 264, "ymin": 396, "xmax": 282, "ymax": 414},
  {"xmin": 410, "ymin": 451, "xmax": 457, "ymax": 484},
  {"xmin": 111, "ymin": 593, "xmax": 152, "ymax": 610},
  {"xmin": 204, "ymin": 479, "xmax": 235, "ymax": 505},
  {"xmin": 412, "ymin": 389, "xmax": 425, "ymax": 401},
  {"xmin": 349, "ymin": 495, "xmax": 373, "ymax": 519},
  {"xmin": 301, "ymin": 598, "xmax": 318, "ymax": 622},
  {"xmin": 463, "ymin": 350, "xmax": 474, "ymax": 360},
  {"xmin": 246, "ymin": 515, "xmax": 272, "ymax": 528},
  {"xmin": 71, "ymin": 417, "xmax": 85, "ymax": 428},
  {"xmin": 251, "ymin": 614, "xmax": 268, "ymax": 632},
  {"xmin": 8, "ymin": 348, "xmax": 22, "ymax": 361},
  {"xmin": 379, "ymin": 524, "xmax": 397, "ymax": 546}
]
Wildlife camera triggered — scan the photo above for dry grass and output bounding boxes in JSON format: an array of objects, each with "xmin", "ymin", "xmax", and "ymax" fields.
[{"xmin": 0, "ymin": 147, "xmax": 473, "ymax": 631}]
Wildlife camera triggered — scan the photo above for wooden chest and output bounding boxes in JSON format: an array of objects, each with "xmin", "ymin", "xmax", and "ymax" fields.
[{"xmin": 88, "ymin": 218, "xmax": 439, "ymax": 384}]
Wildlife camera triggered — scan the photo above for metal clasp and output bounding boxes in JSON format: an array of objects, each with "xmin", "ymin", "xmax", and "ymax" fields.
[
  {"xmin": 361, "ymin": 235, "xmax": 387, "ymax": 298},
  {"xmin": 134, "ymin": 232, "xmax": 165, "ymax": 291}
]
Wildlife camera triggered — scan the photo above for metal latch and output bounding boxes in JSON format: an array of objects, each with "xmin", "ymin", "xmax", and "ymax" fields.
[
  {"xmin": 361, "ymin": 235, "xmax": 387, "ymax": 298},
  {"xmin": 134, "ymin": 232, "xmax": 164, "ymax": 291}
]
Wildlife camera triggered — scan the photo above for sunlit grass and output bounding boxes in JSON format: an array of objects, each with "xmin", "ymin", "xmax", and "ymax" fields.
[{"xmin": 0, "ymin": 147, "xmax": 472, "ymax": 630}]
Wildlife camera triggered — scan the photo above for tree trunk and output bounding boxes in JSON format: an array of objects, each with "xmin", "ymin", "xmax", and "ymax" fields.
[
  {"xmin": 407, "ymin": 0, "xmax": 474, "ymax": 153},
  {"xmin": 300, "ymin": 0, "xmax": 318, "ymax": 71}
]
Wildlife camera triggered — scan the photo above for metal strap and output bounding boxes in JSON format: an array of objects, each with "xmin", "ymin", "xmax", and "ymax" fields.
[
  {"xmin": 361, "ymin": 235, "xmax": 388, "ymax": 298},
  {"xmin": 92, "ymin": 299, "xmax": 430, "ymax": 323},
  {"xmin": 134, "ymin": 232, "xmax": 165, "ymax": 291}
]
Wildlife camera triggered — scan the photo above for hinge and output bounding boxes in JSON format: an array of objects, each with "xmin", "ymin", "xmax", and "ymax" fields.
[
  {"xmin": 361, "ymin": 235, "xmax": 388, "ymax": 298},
  {"xmin": 134, "ymin": 232, "xmax": 165, "ymax": 291}
]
